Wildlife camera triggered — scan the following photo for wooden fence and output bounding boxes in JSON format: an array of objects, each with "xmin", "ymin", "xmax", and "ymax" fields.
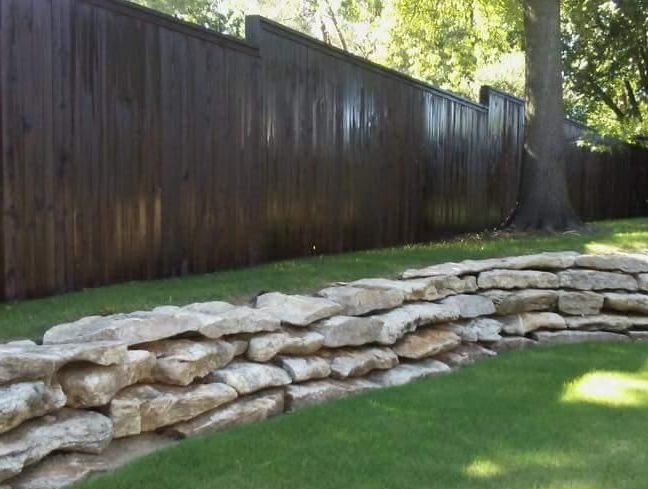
[{"xmin": 1, "ymin": 0, "xmax": 647, "ymax": 301}]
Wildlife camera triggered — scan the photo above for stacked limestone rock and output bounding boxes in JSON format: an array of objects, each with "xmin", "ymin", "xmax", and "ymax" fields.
[{"xmin": 2, "ymin": 251, "xmax": 648, "ymax": 489}]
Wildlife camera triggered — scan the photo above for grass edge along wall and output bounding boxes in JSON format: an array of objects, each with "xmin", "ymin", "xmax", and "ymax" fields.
[{"xmin": 1, "ymin": 0, "xmax": 647, "ymax": 301}]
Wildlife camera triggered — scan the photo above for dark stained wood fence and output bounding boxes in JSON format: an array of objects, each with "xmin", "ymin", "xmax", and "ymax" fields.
[
  {"xmin": 0, "ymin": 0, "xmax": 262, "ymax": 299},
  {"xmin": 1, "ymin": 2, "xmax": 647, "ymax": 301},
  {"xmin": 565, "ymin": 121, "xmax": 648, "ymax": 221}
]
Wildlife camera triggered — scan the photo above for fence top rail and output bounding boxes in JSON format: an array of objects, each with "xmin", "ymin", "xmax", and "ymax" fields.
[
  {"xmin": 482, "ymin": 84, "xmax": 596, "ymax": 133},
  {"xmin": 247, "ymin": 15, "xmax": 488, "ymax": 113},
  {"xmin": 80, "ymin": 0, "xmax": 260, "ymax": 56},
  {"xmin": 480, "ymin": 85, "xmax": 610, "ymax": 140},
  {"xmin": 480, "ymin": 85, "xmax": 525, "ymax": 106}
]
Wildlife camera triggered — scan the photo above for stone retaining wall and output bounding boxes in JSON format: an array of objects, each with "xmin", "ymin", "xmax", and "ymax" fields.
[{"xmin": 2, "ymin": 251, "xmax": 648, "ymax": 488}]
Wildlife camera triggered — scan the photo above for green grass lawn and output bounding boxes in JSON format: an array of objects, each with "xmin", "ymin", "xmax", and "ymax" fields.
[
  {"xmin": 2, "ymin": 217, "xmax": 648, "ymax": 341},
  {"xmin": 75, "ymin": 342, "xmax": 648, "ymax": 489}
]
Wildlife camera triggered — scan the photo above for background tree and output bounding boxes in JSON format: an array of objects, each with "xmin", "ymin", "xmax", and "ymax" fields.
[
  {"xmin": 273, "ymin": 0, "xmax": 390, "ymax": 58},
  {"xmin": 134, "ymin": 0, "xmax": 394, "ymax": 59},
  {"xmin": 135, "ymin": 0, "xmax": 246, "ymax": 35},
  {"xmin": 382, "ymin": 0, "xmax": 648, "ymax": 145},
  {"xmin": 387, "ymin": 0, "xmax": 523, "ymax": 98},
  {"xmin": 508, "ymin": 0, "xmax": 581, "ymax": 231},
  {"xmin": 563, "ymin": 0, "xmax": 648, "ymax": 146}
]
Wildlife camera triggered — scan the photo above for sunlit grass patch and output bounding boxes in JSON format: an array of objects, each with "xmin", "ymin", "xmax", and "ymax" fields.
[
  {"xmin": 562, "ymin": 370, "xmax": 648, "ymax": 407},
  {"xmin": 585, "ymin": 230, "xmax": 648, "ymax": 254},
  {"xmin": 465, "ymin": 458, "xmax": 505, "ymax": 479}
]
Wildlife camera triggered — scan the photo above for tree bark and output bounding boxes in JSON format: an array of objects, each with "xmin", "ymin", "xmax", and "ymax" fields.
[
  {"xmin": 324, "ymin": 0, "xmax": 349, "ymax": 51},
  {"xmin": 507, "ymin": 0, "xmax": 582, "ymax": 232}
]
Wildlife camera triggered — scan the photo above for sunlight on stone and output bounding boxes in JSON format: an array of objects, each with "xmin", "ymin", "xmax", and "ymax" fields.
[
  {"xmin": 465, "ymin": 458, "xmax": 505, "ymax": 479},
  {"xmin": 562, "ymin": 371, "xmax": 648, "ymax": 407}
]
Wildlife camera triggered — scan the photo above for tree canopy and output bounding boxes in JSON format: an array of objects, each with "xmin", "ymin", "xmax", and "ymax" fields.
[
  {"xmin": 388, "ymin": 0, "xmax": 523, "ymax": 97},
  {"xmin": 563, "ymin": 0, "xmax": 648, "ymax": 145},
  {"xmin": 136, "ymin": 0, "xmax": 245, "ymax": 34}
]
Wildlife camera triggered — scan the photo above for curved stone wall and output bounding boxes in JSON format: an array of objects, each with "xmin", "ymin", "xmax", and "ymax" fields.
[{"xmin": 2, "ymin": 251, "xmax": 648, "ymax": 488}]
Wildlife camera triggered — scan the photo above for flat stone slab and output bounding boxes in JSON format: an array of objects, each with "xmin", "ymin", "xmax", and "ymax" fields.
[
  {"xmin": 58, "ymin": 350, "xmax": 155, "ymax": 408},
  {"xmin": 285, "ymin": 379, "xmax": 379, "ymax": 411},
  {"xmin": 228, "ymin": 339, "xmax": 249, "ymax": 357},
  {"xmin": 145, "ymin": 340, "xmax": 239, "ymax": 385},
  {"xmin": 180, "ymin": 302, "xmax": 281, "ymax": 338},
  {"xmin": 5, "ymin": 433, "xmax": 175, "ymax": 489},
  {"xmin": 629, "ymin": 330, "xmax": 648, "ymax": 341},
  {"xmin": 435, "ymin": 344, "xmax": 496, "ymax": 368},
  {"xmin": 564, "ymin": 314, "xmax": 648, "ymax": 332},
  {"xmin": 421, "ymin": 275, "xmax": 478, "ymax": 300},
  {"xmin": 489, "ymin": 337, "xmax": 537, "ymax": 353},
  {"xmin": 247, "ymin": 329, "xmax": 323, "ymax": 362},
  {"xmin": 603, "ymin": 293, "xmax": 648, "ymax": 314},
  {"xmin": 275, "ymin": 356, "xmax": 331, "ymax": 382},
  {"xmin": 500, "ymin": 312, "xmax": 566, "ymax": 335},
  {"xmin": 368, "ymin": 360, "xmax": 451, "ymax": 387},
  {"xmin": 392, "ymin": 328, "xmax": 461, "ymax": 359},
  {"xmin": 401, "ymin": 252, "xmax": 578, "ymax": 279},
  {"xmin": 402, "ymin": 263, "xmax": 487, "ymax": 280},
  {"xmin": 373, "ymin": 302, "xmax": 461, "ymax": 345},
  {"xmin": 0, "ymin": 341, "xmax": 128, "ymax": 385},
  {"xmin": 348, "ymin": 278, "xmax": 432, "ymax": 301},
  {"xmin": 440, "ymin": 318, "xmax": 504, "ymax": 342},
  {"xmin": 574, "ymin": 254, "xmax": 648, "ymax": 273},
  {"xmin": 206, "ymin": 361, "xmax": 292, "ymax": 395},
  {"xmin": 532, "ymin": 330, "xmax": 631, "ymax": 345},
  {"xmin": 484, "ymin": 289, "xmax": 558, "ymax": 315},
  {"xmin": 639, "ymin": 274, "xmax": 648, "ymax": 292},
  {"xmin": 322, "ymin": 347, "xmax": 398, "ymax": 378},
  {"xmin": 48, "ymin": 302, "xmax": 280, "ymax": 346},
  {"xmin": 142, "ymin": 339, "xmax": 238, "ymax": 386},
  {"xmin": 318, "ymin": 286, "xmax": 404, "ymax": 315},
  {"xmin": 0, "ymin": 409, "xmax": 112, "ymax": 483},
  {"xmin": 0, "ymin": 382, "xmax": 66, "ymax": 435},
  {"xmin": 255, "ymin": 293, "xmax": 343, "ymax": 326},
  {"xmin": 311, "ymin": 316, "xmax": 384, "ymax": 348},
  {"xmin": 166, "ymin": 390, "xmax": 285, "ymax": 439},
  {"xmin": 109, "ymin": 383, "xmax": 237, "ymax": 438},
  {"xmin": 478, "ymin": 270, "xmax": 559, "ymax": 290},
  {"xmin": 439, "ymin": 294, "xmax": 496, "ymax": 318},
  {"xmin": 558, "ymin": 270, "xmax": 638, "ymax": 291},
  {"xmin": 558, "ymin": 291, "xmax": 604, "ymax": 315},
  {"xmin": 42, "ymin": 311, "xmax": 202, "ymax": 346},
  {"xmin": 495, "ymin": 252, "xmax": 580, "ymax": 270}
]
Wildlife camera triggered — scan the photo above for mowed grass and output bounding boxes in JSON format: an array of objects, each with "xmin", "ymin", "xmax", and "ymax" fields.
[
  {"xmin": 2, "ymin": 217, "xmax": 648, "ymax": 341},
  {"xmin": 76, "ymin": 342, "xmax": 648, "ymax": 489}
]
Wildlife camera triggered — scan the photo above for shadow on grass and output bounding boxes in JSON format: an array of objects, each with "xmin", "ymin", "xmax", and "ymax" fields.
[{"xmin": 75, "ymin": 343, "xmax": 648, "ymax": 489}]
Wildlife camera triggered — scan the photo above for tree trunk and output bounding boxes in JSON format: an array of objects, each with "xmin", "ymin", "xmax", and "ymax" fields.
[{"xmin": 507, "ymin": 0, "xmax": 582, "ymax": 232}]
